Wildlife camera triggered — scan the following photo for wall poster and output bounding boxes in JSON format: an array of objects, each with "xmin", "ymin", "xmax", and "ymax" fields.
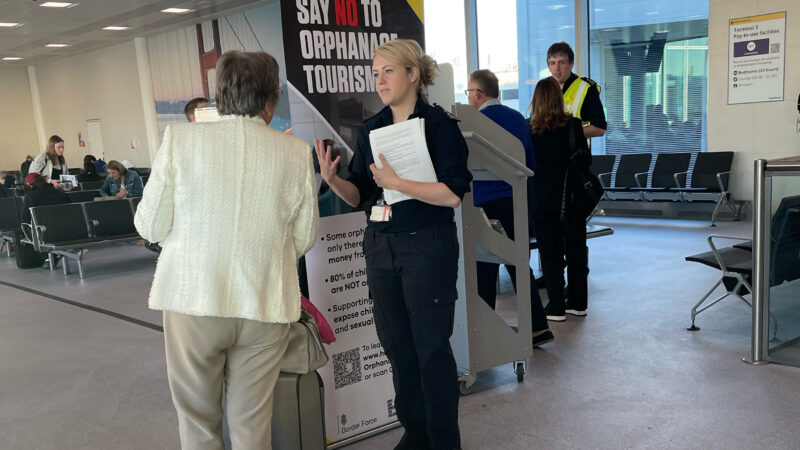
[{"xmin": 728, "ymin": 11, "xmax": 786, "ymax": 105}]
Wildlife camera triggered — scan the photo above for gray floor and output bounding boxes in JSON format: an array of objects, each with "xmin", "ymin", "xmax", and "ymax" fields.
[{"xmin": 2, "ymin": 218, "xmax": 800, "ymax": 449}]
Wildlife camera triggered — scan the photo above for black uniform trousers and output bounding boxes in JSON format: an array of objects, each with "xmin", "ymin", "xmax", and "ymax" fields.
[
  {"xmin": 475, "ymin": 196, "xmax": 548, "ymax": 333},
  {"xmin": 534, "ymin": 207, "xmax": 588, "ymax": 313},
  {"xmin": 364, "ymin": 221, "xmax": 461, "ymax": 450}
]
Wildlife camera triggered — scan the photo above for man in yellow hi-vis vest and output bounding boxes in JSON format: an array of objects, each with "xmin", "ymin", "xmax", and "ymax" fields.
[{"xmin": 547, "ymin": 42, "xmax": 607, "ymax": 139}]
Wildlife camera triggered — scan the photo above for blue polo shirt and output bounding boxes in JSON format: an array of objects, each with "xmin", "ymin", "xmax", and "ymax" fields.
[{"xmin": 472, "ymin": 102, "xmax": 535, "ymax": 205}]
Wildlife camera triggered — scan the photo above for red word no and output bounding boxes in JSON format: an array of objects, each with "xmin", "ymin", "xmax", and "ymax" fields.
[{"xmin": 334, "ymin": 0, "xmax": 359, "ymax": 26}]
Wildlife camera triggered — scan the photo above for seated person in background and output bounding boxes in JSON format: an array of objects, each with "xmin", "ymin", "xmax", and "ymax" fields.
[
  {"xmin": 184, "ymin": 96, "xmax": 210, "ymax": 122},
  {"xmin": 77, "ymin": 155, "xmax": 104, "ymax": 182},
  {"xmin": 100, "ymin": 160, "xmax": 143, "ymax": 198},
  {"xmin": 21, "ymin": 173, "xmax": 70, "ymax": 223},
  {"xmin": 21, "ymin": 155, "xmax": 34, "ymax": 178},
  {"xmin": 94, "ymin": 158, "xmax": 107, "ymax": 175},
  {"xmin": 0, "ymin": 172, "xmax": 11, "ymax": 197}
]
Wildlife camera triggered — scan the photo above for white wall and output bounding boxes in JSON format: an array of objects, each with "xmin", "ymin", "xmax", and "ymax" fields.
[
  {"xmin": 0, "ymin": 66, "xmax": 40, "ymax": 171},
  {"xmin": 708, "ymin": 0, "xmax": 800, "ymax": 201},
  {"xmin": 35, "ymin": 40, "xmax": 151, "ymax": 170}
]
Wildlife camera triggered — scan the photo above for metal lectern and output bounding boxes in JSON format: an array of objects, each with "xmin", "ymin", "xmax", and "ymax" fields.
[{"xmin": 449, "ymin": 103, "xmax": 535, "ymax": 394}]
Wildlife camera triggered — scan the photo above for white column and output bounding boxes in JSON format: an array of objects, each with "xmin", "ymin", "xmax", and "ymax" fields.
[
  {"xmin": 27, "ymin": 65, "xmax": 47, "ymax": 150},
  {"xmin": 464, "ymin": 0, "xmax": 479, "ymax": 73},
  {"xmin": 573, "ymin": 0, "xmax": 590, "ymax": 76},
  {"xmin": 134, "ymin": 37, "xmax": 161, "ymax": 164}
]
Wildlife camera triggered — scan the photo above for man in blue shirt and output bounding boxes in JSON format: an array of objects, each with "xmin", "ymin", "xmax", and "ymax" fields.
[{"xmin": 467, "ymin": 69, "xmax": 552, "ymax": 347}]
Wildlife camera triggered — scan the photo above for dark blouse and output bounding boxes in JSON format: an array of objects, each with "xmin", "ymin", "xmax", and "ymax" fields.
[
  {"xmin": 347, "ymin": 98, "xmax": 472, "ymax": 233},
  {"xmin": 50, "ymin": 167, "xmax": 63, "ymax": 182},
  {"xmin": 531, "ymin": 118, "xmax": 591, "ymax": 213}
]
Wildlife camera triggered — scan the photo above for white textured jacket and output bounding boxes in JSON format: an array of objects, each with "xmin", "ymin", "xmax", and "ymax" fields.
[
  {"xmin": 134, "ymin": 115, "xmax": 319, "ymax": 323},
  {"xmin": 29, "ymin": 152, "xmax": 68, "ymax": 182}
]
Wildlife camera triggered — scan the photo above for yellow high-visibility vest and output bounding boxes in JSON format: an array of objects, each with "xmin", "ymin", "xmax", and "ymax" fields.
[{"xmin": 563, "ymin": 77, "xmax": 600, "ymax": 125}]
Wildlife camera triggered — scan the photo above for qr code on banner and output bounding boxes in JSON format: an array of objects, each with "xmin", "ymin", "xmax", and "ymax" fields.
[
  {"xmin": 333, "ymin": 347, "xmax": 362, "ymax": 389},
  {"xmin": 386, "ymin": 399, "xmax": 397, "ymax": 418},
  {"xmin": 770, "ymin": 43, "xmax": 780, "ymax": 53}
]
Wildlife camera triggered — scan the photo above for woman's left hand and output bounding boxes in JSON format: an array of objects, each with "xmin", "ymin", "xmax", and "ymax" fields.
[
  {"xmin": 116, "ymin": 190, "xmax": 127, "ymax": 198},
  {"xmin": 370, "ymin": 154, "xmax": 400, "ymax": 190}
]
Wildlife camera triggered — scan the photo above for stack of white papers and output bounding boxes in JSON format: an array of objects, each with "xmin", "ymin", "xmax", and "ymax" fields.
[{"xmin": 368, "ymin": 118, "xmax": 438, "ymax": 204}]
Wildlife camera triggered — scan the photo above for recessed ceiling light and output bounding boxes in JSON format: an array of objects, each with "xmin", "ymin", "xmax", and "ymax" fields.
[
  {"xmin": 40, "ymin": 2, "xmax": 78, "ymax": 7},
  {"xmin": 0, "ymin": 22, "xmax": 23, "ymax": 28},
  {"xmin": 46, "ymin": 43, "xmax": 69, "ymax": 48},
  {"xmin": 2, "ymin": 57, "xmax": 23, "ymax": 61},
  {"xmin": 103, "ymin": 26, "xmax": 129, "ymax": 31},
  {"xmin": 161, "ymin": 7, "xmax": 193, "ymax": 14}
]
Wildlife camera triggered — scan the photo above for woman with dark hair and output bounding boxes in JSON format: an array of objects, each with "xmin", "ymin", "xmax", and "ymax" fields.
[
  {"xmin": 135, "ymin": 50, "xmax": 318, "ymax": 449},
  {"xmin": 528, "ymin": 76, "xmax": 591, "ymax": 322},
  {"xmin": 29, "ymin": 135, "xmax": 68, "ymax": 187},
  {"xmin": 77, "ymin": 154, "xmax": 103, "ymax": 182},
  {"xmin": 316, "ymin": 39, "xmax": 471, "ymax": 450},
  {"xmin": 99, "ymin": 160, "xmax": 143, "ymax": 198}
]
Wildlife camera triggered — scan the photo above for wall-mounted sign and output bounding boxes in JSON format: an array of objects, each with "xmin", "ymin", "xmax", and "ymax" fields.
[{"xmin": 728, "ymin": 11, "xmax": 786, "ymax": 105}]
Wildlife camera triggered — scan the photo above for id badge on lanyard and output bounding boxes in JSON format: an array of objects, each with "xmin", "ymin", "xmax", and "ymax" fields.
[{"xmin": 369, "ymin": 196, "xmax": 392, "ymax": 222}]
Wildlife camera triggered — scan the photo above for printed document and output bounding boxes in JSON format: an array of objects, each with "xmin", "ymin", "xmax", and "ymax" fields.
[{"xmin": 369, "ymin": 118, "xmax": 437, "ymax": 204}]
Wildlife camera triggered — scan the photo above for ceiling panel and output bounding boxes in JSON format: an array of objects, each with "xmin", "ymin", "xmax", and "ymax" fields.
[{"xmin": 0, "ymin": 0, "xmax": 277, "ymax": 64}]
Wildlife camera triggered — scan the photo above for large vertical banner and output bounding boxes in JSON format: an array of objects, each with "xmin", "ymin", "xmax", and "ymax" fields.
[
  {"xmin": 305, "ymin": 212, "xmax": 395, "ymax": 445},
  {"xmin": 280, "ymin": 0, "xmax": 425, "ymax": 153}
]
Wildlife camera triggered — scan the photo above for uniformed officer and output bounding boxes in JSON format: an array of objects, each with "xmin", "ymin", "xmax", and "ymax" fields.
[
  {"xmin": 547, "ymin": 42, "xmax": 607, "ymax": 139},
  {"xmin": 544, "ymin": 42, "xmax": 607, "ymax": 318},
  {"xmin": 315, "ymin": 38, "xmax": 471, "ymax": 450}
]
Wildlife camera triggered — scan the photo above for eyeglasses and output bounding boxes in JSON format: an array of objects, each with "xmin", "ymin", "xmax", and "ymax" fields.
[{"xmin": 464, "ymin": 88, "xmax": 484, "ymax": 96}]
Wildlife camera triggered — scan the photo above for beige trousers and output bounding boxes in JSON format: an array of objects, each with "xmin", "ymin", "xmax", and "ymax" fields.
[{"xmin": 163, "ymin": 311, "xmax": 290, "ymax": 450}]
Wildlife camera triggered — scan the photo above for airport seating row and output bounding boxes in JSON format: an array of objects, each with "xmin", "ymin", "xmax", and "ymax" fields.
[
  {"xmin": 590, "ymin": 151, "xmax": 740, "ymax": 225},
  {"xmin": 0, "ymin": 197, "xmax": 143, "ymax": 278}
]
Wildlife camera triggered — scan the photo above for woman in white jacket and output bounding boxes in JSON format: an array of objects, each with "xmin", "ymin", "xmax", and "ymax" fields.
[
  {"xmin": 29, "ymin": 135, "xmax": 68, "ymax": 187},
  {"xmin": 134, "ymin": 50, "xmax": 319, "ymax": 450}
]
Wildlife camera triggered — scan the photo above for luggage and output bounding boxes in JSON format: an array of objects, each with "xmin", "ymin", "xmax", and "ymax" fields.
[
  {"xmin": 13, "ymin": 231, "xmax": 46, "ymax": 269},
  {"xmin": 272, "ymin": 370, "xmax": 326, "ymax": 450}
]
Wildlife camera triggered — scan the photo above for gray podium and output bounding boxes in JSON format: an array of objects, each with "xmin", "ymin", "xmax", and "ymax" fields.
[{"xmin": 449, "ymin": 103, "xmax": 535, "ymax": 394}]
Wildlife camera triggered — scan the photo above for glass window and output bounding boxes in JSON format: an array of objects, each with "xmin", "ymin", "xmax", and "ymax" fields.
[
  {"xmin": 516, "ymin": 1, "xmax": 575, "ymax": 114},
  {"xmin": 475, "ymin": 0, "xmax": 519, "ymax": 110},
  {"xmin": 424, "ymin": 0, "xmax": 469, "ymax": 105},
  {"xmin": 589, "ymin": 0, "xmax": 709, "ymax": 159},
  {"xmin": 476, "ymin": 0, "xmax": 575, "ymax": 114}
]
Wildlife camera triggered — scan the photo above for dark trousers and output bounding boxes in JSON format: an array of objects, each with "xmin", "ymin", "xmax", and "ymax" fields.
[
  {"xmin": 534, "ymin": 208, "xmax": 588, "ymax": 312},
  {"xmin": 475, "ymin": 196, "xmax": 548, "ymax": 333},
  {"xmin": 364, "ymin": 222, "xmax": 461, "ymax": 450}
]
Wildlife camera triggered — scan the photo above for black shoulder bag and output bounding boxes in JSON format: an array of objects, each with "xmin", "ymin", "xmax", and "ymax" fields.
[{"xmin": 561, "ymin": 122, "xmax": 605, "ymax": 222}]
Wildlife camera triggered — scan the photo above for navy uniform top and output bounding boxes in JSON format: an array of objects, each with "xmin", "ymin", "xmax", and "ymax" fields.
[
  {"xmin": 563, "ymin": 73, "xmax": 607, "ymax": 131},
  {"xmin": 347, "ymin": 97, "xmax": 472, "ymax": 233}
]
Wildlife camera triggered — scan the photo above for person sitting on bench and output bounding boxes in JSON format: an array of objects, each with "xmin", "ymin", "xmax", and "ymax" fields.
[
  {"xmin": 100, "ymin": 160, "xmax": 143, "ymax": 198},
  {"xmin": 21, "ymin": 173, "xmax": 70, "ymax": 224},
  {"xmin": 77, "ymin": 155, "xmax": 104, "ymax": 183}
]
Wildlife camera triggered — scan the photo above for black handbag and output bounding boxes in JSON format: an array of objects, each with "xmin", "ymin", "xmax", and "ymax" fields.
[
  {"xmin": 13, "ymin": 230, "xmax": 46, "ymax": 269},
  {"xmin": 561, "ymin": 122, "xmax": 604, "ymax": 221}
]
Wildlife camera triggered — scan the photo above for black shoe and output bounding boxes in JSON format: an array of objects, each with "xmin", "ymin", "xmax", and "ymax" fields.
[
  {"xmin": 543, "ymin": 304, "xmax": 566, "ymax": 322},
  {"xmin": 532, "ymin": 329, "xmax": 554, "ymax": 347},
  {"xmin": 144, "ymin": 242, "xmax": 162, "ymax": 254}
]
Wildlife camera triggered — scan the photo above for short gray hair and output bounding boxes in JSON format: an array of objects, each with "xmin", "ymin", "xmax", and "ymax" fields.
[{"xmin": 215, "ymin": 51, "xmax": 281, "ymax": 117}]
